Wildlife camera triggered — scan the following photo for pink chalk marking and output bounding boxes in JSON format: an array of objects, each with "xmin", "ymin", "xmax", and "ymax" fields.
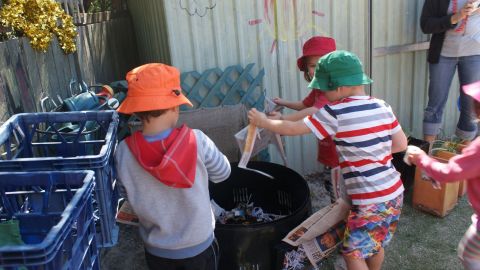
[
  {"xmin": 248, "ymin": 19, "xmax": 263, "ymax": 25},
  {"xmin": 270, "ymin": 40, "xmax": 277, "ymax": 54},
  {"xmin": 264, "ymin": 0, "xmax": 273, "ymax": 24}
]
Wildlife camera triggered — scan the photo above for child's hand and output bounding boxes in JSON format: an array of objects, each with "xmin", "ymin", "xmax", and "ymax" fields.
[
  {"xmin": 248, "ymin": 108, "xmax": 268, "ymax": 127},
  {"xmin": 267, "ymin": 111, "xmax": 282, "ymax": 120},
  {"xmin": 273, "ymin": 97, "xmax": 287, "ymax": 106},
  {"xmin": 406, "ymin": 145, "xmax": 426, "ymax": 165}
]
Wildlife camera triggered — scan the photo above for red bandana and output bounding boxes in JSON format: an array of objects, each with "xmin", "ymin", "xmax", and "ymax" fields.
[{"xmin": 126, "ymin": 125, "xmax": 197, "ymax": 188}]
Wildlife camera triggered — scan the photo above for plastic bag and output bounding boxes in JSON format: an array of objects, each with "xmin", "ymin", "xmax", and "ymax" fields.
[{"xmin": 235, "ymin": 98, "xmax": 287, "ymax": 167}]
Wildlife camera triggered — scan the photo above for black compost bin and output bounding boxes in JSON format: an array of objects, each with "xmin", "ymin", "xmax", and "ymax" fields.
[
  {"xmin": 392, "ymin": 137, "xmax": 430, "ymax": 190},
  {"xmin": 210, "ymin": 161, "xmax": 311, "ymax": 270}
]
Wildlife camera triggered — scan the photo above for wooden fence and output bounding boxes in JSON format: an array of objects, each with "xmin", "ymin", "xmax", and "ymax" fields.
[{"xmin": 0, "ymin": 15, "xmax": 139, "ymax": 122}]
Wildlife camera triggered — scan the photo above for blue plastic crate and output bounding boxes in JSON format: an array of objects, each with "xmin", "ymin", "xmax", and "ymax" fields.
[
  {"xmin": 0, "ymin": 111, "xmax": 118, "ymax": 170},
  {"xmin": 0, "ymin": 111, "xmax": 119, "ymax": 247},
  {"xmin": 0, "ymin": 171, "xmax": 99, "ymax": 269}
]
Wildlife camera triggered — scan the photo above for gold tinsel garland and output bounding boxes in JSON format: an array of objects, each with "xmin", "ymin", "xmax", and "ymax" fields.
[{"xmin": 0, "ymin": 0, "xmax": 78, "ymax": 54}]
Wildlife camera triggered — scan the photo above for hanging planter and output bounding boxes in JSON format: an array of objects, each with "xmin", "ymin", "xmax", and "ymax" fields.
[{"xmin": 0, "ymin": 0, "xmax": 78, "ymax": 54}]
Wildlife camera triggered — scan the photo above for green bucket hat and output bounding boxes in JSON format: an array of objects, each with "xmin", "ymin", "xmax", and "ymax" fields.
[{"xmin": 308, "ymin": 50, "xmax": 373, "ymax": 91}]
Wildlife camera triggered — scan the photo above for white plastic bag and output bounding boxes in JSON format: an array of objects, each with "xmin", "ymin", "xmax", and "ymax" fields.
[{"xmin": 235, "ymin": 98, "xmax": 287, "ymax": 167}]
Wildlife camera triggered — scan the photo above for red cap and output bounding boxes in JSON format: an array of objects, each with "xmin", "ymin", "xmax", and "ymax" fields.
[{"xmin": 297, "ymin": 37, "xmax": 336, "ymax": 71}]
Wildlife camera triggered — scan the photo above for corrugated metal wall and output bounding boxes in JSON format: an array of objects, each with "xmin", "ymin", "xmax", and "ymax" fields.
[{"xmin": 128, "ymin": 0, "xmax": 465, "ymax": 175}]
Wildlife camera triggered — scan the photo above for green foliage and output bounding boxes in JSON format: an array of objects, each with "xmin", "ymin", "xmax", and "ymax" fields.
[
  {"xmin": 431, "ymin": 137, "xmax": 467, "ymax": 154},
  {"xmin": 87, "ymin": 0, "xmax": 112, "ymax": 13}
]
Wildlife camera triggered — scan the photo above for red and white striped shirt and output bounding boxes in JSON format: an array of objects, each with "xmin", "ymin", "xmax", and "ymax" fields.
[{"xmin": 304, "ymin": 96, "xmax": 404, "ymax": 205}]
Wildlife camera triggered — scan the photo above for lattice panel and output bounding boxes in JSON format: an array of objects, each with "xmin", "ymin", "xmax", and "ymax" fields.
[{"xmin": 180, "ymin": 63, "xmax": 265, "ymax": 111}]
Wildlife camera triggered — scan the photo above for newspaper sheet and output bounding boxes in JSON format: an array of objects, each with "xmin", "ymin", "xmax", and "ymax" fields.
[
  {"xmin": 330, "ymin": 167, "xmax": 350, "ymax": 203},
  {"xmin": 116, "ymin": 200, "xmax": 226, "ymax": 226},
  {"xmin": 282, "ymin": 198, "xmax": 350, "ymax": 246},
  {"xmin": 301, "ymin": 221, "xmax": 346, "ymax": 266},
  {"xmin": 116, "ymin": 200, "xmax": 139, "ymax": 226}
]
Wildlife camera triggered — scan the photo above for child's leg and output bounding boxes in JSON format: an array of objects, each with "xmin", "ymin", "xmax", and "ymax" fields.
[
  {"xmin": 365, "ymin": 247, "xmax": 384, "ymax": 270},
  {"xmin": 458, "ymin": 215, "xmax": 480, "ymax": 270},
  {"xmin": 343, "ymin": 255, "xmax": 368, "ymax": 270},
  {"xmin": 341, "ymin": 195, "xmax": 403, "ymax": 270}
]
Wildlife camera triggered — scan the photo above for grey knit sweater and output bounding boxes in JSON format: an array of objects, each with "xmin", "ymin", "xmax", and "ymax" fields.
[{"xmin": 115, "ymin": 129, "xmax": 231, "ymax": 259}]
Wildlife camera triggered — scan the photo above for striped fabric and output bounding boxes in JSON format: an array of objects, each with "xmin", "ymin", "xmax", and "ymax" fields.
[
  {"xmin": 458, "ymin": 215, "xmax": 480, "ymax": 268},
  {"xmin": 199, "ymin": 131, "xmax": 231, "ymax": 182},
  {"xmin": 304, "ymin": 96, "xmax": 404, "ymax": 205}
]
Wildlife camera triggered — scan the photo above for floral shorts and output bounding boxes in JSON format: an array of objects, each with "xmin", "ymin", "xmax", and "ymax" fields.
[{"xmin": 341, "ymin": 194, "xmax": 403, "ymax": 259}]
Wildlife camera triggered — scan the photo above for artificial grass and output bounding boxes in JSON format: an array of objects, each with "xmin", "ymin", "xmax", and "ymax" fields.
[
  {"xmin": 384, "ymin": 189, "xmax": 472, "ymax": 270},
  {"xmin": 306, "ymin": 175, "xmax": 473, "ymax": 270}
]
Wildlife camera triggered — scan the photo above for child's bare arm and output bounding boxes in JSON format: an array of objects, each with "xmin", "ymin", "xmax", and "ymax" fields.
[
  {"xmin": 248, "ymin": 108, "xmax": 311, "ymax": 136},
  {"xmin": 391, "ymin": 130, "xmax": 408, "ymax": 153},
  {"xmin": 282, "ymin": 107, "xmax": 319, "ymax": 121},
  {"xmin": 273, "ymin": 98, "xmax": 307, "ymax": 111}
]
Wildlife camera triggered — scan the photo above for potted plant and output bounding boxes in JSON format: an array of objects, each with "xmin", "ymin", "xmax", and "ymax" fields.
[{"xmin": 430, "ymin": 138, "xmax": 468, "ymax": 197}]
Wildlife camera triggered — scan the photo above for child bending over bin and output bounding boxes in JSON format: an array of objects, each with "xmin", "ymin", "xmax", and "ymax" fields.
[
  {"xmin": 115, "ymin": 63, "xmax": 231, "ymax": 270},
  {"xmin": 248, "ymin": 50, "xmax": 408, "ymax": 270},
  {"xmin": 407, "ymin": 81, "xmax": 480, "ymax": 270},
  {"xmin": 270, "ymin": 36, "xmax": 339, "ymax": 202}
]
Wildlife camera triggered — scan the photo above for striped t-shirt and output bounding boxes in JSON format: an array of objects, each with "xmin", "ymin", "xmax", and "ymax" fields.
[{"xmin": 304, "ymin": 95, "xmax": 404, "ymax": 205}]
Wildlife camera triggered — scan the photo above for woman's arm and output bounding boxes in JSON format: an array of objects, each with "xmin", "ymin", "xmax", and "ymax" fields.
[
  {"xmin": 420, "ymin": 0, "xmax": 474, "ymax": 33},
  {"xmin": 420, "ymin": 0, "xmax": 456, "ymax": 34}
]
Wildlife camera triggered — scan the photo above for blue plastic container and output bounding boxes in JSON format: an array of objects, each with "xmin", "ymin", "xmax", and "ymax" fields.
[
  {"xmin": 0, "ymin": 171, "xmax": 98, "ymax": 269},
  {"xmin": 0, "ymin": 111, "xmax": 119, "ymax": 247}
]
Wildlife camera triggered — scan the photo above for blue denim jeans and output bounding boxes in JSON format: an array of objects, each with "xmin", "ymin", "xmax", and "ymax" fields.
[{"xmin": 423, "ymin": 55, "xmax": 480, "ymax": 140}]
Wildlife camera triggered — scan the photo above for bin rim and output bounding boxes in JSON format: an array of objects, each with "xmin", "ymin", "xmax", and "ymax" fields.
[{"xmin": 215, "ymin": 161, "xmax": 311, "ymax": 229}]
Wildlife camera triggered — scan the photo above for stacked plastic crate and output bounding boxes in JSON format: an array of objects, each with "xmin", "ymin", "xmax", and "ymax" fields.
[{"xmin": 0, "ymin": 111, "xmax": 119, "ymax": 269}]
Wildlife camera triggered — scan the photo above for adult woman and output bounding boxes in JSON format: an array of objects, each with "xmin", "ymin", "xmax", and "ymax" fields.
[{"xmin": 421, "ymin": 0, "xmax": 480, "ymax": 143}]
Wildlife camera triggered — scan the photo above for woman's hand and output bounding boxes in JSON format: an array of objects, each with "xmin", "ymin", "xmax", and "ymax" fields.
[
  {"xmin": 452, "ymin": 2, "xmax": 476, "ymax": 24},
  {"xmin": 248, "ymin": 108, "xmax": 268, "ymax": 128}
]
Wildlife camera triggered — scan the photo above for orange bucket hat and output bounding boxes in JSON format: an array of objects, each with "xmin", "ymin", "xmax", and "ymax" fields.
[{"xmin": 117, "ymin": 63, "xmax": 193, "ymax": 114}]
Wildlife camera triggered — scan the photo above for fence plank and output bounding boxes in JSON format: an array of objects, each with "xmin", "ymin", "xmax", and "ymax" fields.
[
  {"xmin": 0, "ymin": 15, "xmax": 138, "ymax": 119},
  {"xmin": 6, "ymin": 39, "xmax": 36, "ymax": 113},
  {"xmin": 0, "ymin": 41, "xmax": 15, "ymax": 119},
  {"xmin": 77, "ymin": 25, "xmax": 95, "ymax": 84},
  {"xmin": 19, "ymin": 38, "xmax": 45, "ymax": 112},
  {"xmin": 50, "ymin": 38, "xmax": 72, "ymax": 99}
]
